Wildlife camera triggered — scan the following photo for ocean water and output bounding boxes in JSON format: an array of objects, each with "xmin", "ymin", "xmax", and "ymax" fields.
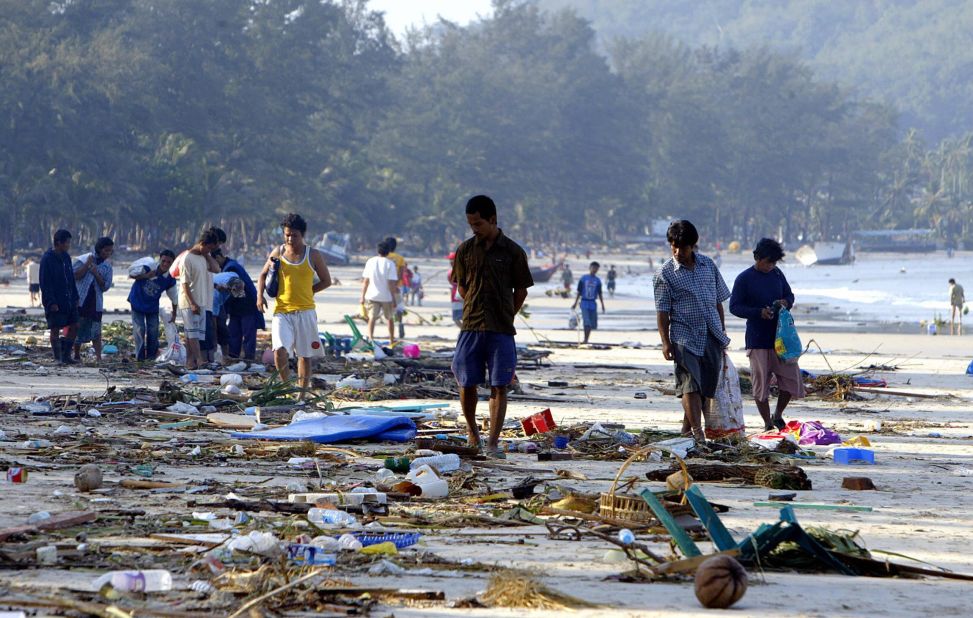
[{"xmin": 585, "ymin": 252, "xmax": 973, "ymax": 328}]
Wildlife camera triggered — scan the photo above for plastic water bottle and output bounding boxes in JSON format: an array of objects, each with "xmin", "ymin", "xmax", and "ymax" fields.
[
  {"xmin": 307, "ymin": 508, "xmax": 358, "ymax": 527},
  {"xmin": 410, "ymin": 454, "xmax": 460, "ymax": 473},
  {"xmin": 618, "ymin": 529, "xmax": 635, "ymax": 545},
  {"xmin": 336, "ymin": 533, "xmax": 363, "ymax": 551},
  {"xmin": 93, "ymin": 569, "xmax": 173, "ymax": 592}
]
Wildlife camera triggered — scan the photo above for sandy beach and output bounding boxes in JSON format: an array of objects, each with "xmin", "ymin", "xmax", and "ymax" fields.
[{"xmin": 1, "ymin": 250, "xmax": 972, "ymax": 616}]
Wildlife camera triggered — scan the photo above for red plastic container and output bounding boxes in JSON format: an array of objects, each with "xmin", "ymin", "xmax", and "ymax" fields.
[{"xmin": 521, "ymin": 408, "xmax": 557, "ymax": 436}]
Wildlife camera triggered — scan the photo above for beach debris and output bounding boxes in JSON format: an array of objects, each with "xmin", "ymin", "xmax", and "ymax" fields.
[
  {"xmin": 694, "ymin": 555, "xmax": 748, "ymax": 609},
  {"xmin": 520, "ymin": 408, "xmax": 557, "ymax": 435},
  {"xmin": 833, "ymin": 447, "xmax": 875, "ymax": 465},
  {"xmin": 73, "ymin": 464, "xmax": 103, "ymax": 492},
  {"xmin": 479, "ymin": 572, "xmax": 599, "ymax": 610},
  {"xmin": 841, "ymin": 476, "xmax": 876, "ymax": 490}
]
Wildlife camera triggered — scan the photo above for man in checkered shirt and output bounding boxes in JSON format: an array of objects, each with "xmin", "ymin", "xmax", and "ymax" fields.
[{"xmin": 653, "ymin": 220, "xmax": 730, "ymax": 443}]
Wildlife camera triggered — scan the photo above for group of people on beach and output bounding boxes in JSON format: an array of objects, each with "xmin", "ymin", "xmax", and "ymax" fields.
[
  {"xmin": 35, "ymin": 216, "xmax": 332, "ymax": 394},
  {"xmin": 653, "ymin": 220, "xmax": 805, "ymax": 442},
  {"xmin": 35, "ymin": 197, "xmax": 958, "ymax": 456}
]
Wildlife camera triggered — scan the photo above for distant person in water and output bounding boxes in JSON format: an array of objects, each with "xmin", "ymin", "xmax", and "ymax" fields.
[
  {"xmin": 730, "ymin": 238, "xmax": 804, "ymax": 431},
  {"xmin": 949, "ymin": 278, "xmax": 965, "ymax": 335}
]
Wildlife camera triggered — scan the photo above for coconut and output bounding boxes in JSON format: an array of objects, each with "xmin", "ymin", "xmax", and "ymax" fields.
[
  {"xmin": 694, "ymin": 555, "xmax": 748, "ymax": 609},
  {"xmin": 74, "ymin": 464, "xmax": 103, "ymax": 492}
]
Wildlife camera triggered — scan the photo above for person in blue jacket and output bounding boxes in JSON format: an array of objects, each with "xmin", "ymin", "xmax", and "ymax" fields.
[
  {"xmin": 128, "ymin": 250, "xmax": 178, "ymax": 361},
  {"xmin": 214, "ymin": 251, "xmax": 265, "ymax": 360},
  {"xmin": 39, "ymin": 229, "xmax": 80, "ymax": 364},
  {"xmin": 729, "ymin": 238, "xmax": 805, "ymax": 431}
]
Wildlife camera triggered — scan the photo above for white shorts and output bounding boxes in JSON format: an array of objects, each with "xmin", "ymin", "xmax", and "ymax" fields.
[
  {"xmin": 272, "ymin": 309, "xmax": 324, "ymax": 358},
  {"xmin": 182, "ymin": 309, "xmax": 207, "ymax": 340}
]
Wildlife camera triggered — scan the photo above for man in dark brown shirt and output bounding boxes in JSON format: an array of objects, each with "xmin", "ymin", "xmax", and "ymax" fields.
[{"xmin": 451, "ymin": 195, "xmax": 533, "ymax": 457}]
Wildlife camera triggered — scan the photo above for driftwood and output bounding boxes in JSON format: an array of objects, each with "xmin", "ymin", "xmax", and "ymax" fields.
[
  {"xmin": 193, "ymin": 498, "xmax": 311, "ymax": 514},
  {"xmin": 646, "ymin": 463, "xmax": 812, "ymax": 490}
]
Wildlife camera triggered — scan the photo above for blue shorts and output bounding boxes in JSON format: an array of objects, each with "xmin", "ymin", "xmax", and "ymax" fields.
[
  {"xmin": 581, "ymin": 306, "xmax": 598, "ymax": 329},
  {"xmin": 451, "ymin": 331, "xmax": 517, "ymax": 387}
]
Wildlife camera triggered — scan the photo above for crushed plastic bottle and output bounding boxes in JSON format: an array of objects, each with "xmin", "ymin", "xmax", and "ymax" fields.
[
  {"xmin": 307, "ymin": 508, "xmax": 358, "ymax": 528},
  {"xmin": 409, "ymin": 454, "xmax": 460, "ymax": 473},
  {"xmin": 618, "ymin": 529, "xmax": 635, "ymax": 545},
  {"xmin": 93, "ymin": 569, "xmax": 173, "ymax": 592}
]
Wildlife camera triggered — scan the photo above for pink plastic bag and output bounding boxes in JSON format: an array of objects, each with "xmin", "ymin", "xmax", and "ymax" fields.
[{"xmin": 402, "ymin": 344, "xmax": 420, "ymax": 359}]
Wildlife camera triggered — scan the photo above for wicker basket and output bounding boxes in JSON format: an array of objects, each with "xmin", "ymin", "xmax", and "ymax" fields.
[{"xmin": 599, "ymin": 446, "xmax": 691, "ymax": 526}]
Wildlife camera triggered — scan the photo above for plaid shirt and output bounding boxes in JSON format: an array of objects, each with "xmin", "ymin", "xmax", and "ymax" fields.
[{"xmin": 653, "ymin": 252, "xmax": 730, "ymax": 355}]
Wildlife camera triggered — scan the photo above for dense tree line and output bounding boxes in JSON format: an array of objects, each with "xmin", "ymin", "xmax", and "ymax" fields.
[
  {"xmin": 536, "ymin": 0, "xmax": 973, "ymax": 143},
  {"xmin": 2, "ymin": 0, "xmax": 972, "ymax": 257}
]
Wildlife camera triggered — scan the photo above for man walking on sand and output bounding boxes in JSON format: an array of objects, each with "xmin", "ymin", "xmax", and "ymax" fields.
[
  {"xmin": 258, "ymin": 213, "xmax": 332, "ymax": 392},
  {"xmin": 179, "ymin": 229, "xmax": 221, "ymax": 369},
  {"xmin": 949, "ymin": 278, "xmax": 965, "ymax": 335},
  {"xmin": 730, "ymin": 238, "xmax": 805, "ymax": 430},
  {"xmin": 39, "ymin": 229, "xmax": 80, "ymax": 364},
  {"xmin": 451, "ymin": 195, "xmax": 533, "ymax": 458},
  {"xmin": 26, "ymin": 258, "xmax": 40, "ymax": 307},
  {"xmin": 360, "ymin": 241, "xmax": 399, "ymax": 343},
  {"xmin": 654, "ymin": 220, "xmax": 730, "ymax": 443},
  {"xmin": 571, "ymin": 261, "xmax": 605, "ymax": 344}
]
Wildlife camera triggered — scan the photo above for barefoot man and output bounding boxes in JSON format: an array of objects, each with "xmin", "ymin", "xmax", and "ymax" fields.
[
  {"xmin": 257, "ymin": 213, "xmax": 332, "ymax": 392},
  {"xmin": 450, "ymin": 195, "xmax": 533, "ymax": 458}
]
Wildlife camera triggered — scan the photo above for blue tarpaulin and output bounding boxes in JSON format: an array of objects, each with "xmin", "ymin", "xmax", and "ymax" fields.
[{"xmin": 231, "ymin": 414, "xmax": 416, "ymax": 444}]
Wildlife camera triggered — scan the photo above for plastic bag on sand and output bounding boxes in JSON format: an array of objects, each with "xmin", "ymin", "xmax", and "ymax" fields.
[
  {"xmin": 227, "ymin": 531, "xmax": 280, "ymax": 556},
  {"xmin": 156, "ymin": 307, "xmax": 186, "ymax": 365},
  {"xmin": 749, "ymin": 431, "xmax": 798, "ymax": 450},
  {"xmin": 220, "ymin": 374, "xmax": 243, "ymax": 387},
  {"xmin": 167, "ymin": 401, "xmax": 199, "ymax": 415},
  {"xmin": 652, "ymin": 437, "xmax": 695, "ymax": 458},
  {"xmin": 704, "ymin": 353, "xmax": 746, "ymax": 439}
]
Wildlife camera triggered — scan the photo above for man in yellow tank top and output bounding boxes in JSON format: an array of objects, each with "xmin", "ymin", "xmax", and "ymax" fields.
[{"xmin": 257, "ymin": 213, "xmax": 332, "ymax": 392}]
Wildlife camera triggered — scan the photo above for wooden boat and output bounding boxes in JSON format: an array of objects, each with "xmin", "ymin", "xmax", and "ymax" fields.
[
  {"xmin": 530, "ymin": 263, "xmax": 560, "ymax": 282},
  {"xmin": 794, "ymin": 241, "xmax": 854, "ymax": 266}
]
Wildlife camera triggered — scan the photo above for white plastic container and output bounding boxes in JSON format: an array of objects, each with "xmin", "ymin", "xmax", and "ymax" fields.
[
  {"xmin": 93, "ymin": 569, "xmax": 173, "ymax": 592},
  {"xmin": 407, "ymin": 465, "xmax": 449, "ymax": 498}
]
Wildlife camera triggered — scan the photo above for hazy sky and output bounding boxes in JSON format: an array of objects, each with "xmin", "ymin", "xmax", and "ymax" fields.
[{"xmin": 369, "ymin": 0, "xmax": 495, "ymax": 36}]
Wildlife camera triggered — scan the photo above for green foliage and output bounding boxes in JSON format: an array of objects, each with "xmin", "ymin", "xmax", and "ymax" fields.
[
  {"xmin": 536, "ymin": 0, "xmax": 973, "ymax": 142},
  {"xmin": 1, "ymin": 0, "xmax": 969, "ymax": 255}
]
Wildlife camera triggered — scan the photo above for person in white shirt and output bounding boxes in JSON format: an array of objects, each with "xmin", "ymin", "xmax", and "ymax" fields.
[
  {"xmin": 26, "ymin": 258, "xmax": 41, "ymax": 307},
  {"xmin": 360, "ymin": 241, "xmax": 400, "ymax": 343}
]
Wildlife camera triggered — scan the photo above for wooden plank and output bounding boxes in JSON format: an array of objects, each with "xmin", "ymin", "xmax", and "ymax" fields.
[
  {"xmin": 120, "ymin": 479, "xmax": 186, "ymax": 489},
  {"xmin": 652, "ymin": 550, "xmax": 741, "ymax": 575},
  {"xmin": 752, "ymin": 502, "xmax": 873, "ymax": 512}
]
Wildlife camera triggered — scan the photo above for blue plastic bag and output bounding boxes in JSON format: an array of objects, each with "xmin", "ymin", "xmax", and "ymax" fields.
[
  {"xmin": 774, "ymin": 307, "xmax": 802, "ymax": 362},
  {"xmin": 966, "ymin": 359, "xmax": 973, "ymax": 375}
]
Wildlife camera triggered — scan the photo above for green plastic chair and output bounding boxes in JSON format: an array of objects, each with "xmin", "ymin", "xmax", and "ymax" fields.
[
  {"xmin": 343, "ymin": 315, "xmax": 375, "ymax": 351},
  {"xmin": 681, "ymin": 485, "xmax": 856, "ymax": 574}
]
